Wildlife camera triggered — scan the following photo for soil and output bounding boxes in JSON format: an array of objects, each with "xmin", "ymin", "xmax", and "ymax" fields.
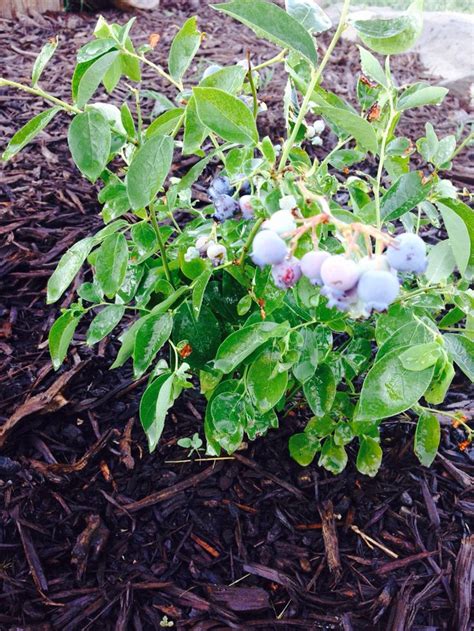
[{"xmin": 0, "ymin": 2, "xmax": 473, "ymax": 630}]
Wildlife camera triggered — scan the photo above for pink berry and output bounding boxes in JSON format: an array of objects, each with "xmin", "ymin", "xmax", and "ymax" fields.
[
  {"xmin": 271, "ymin": 257, "xmax": 302, "ymax": 290},
  {"xmin": 239, "ymin": 195, "xmax": 254, "ymax": 219}
]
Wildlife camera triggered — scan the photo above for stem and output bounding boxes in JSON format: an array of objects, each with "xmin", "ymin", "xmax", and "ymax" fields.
[
  {"xmin": 252, "ymin": 49, "xmax": 287, "ymax": 72},
  {"xmin": 121, "ymin": 49, "xmax": 183, "ymax": 91},
  {"xmin": 277, "ymin": 0, "xmax": 351, "ymax": 171},
  {"xmin": 246, "ymin": 53, "xmax": 259, "ymax": 119},
  {"xmin": 150, "ymin": 206, "xmax": 174, "ymax": 287},
  {"xmin": 239, "ymin": 217, "xmax": 265, "ymax": 265},
  {"xmin": 374, "ymin": 94, "xmax": 396, "ymax": 235},
  {"xmin": 134, "ymin": 88, "xmax": 143, "ymax": 145},
  {"xmin": 0, "ymin": 77, "xmax": 81, "ymax": 114},
  {"xmin": 451, "ymin": 130, "xmax": 474, "ymax": 160}
]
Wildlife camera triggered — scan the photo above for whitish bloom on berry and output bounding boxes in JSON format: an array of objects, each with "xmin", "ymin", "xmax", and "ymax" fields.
[
  {"xmin": 279, "ymin": 195, "xmax": 297, "ymax": 211},
  {"xmin": 320, "ymin": 255, "xmax": 360, "ymax": 292},
  {"xmin": 300, "ymin": 250, "xmax": 330, "ymax": 285},
  {"xmin": 263, "ymin": 209, "xmax": 296, "ymax": 235},
  {"xmin": 312, "ymin": 137, "xmax": 323, "ymax": 147},
  {"xmin": 251, "ymin": 230, "xmax": 288, "ymax": 267},
  {"xmin": 239, "ymin": 195, "xmax": 254, "ymax": 219},
  {"xmin": 213, "ymin": 194, "xmax": 239, "ymax": 221},
  {"xmin": 386, "ymin": 233, "xmax": 427, "ymax": 273},
  {"xmin": 313, "ymin": 119, "xmax": 325, "ymax": 135},
  {"xmin": 271, "ymin": 257, "xmax": 302, "ymax": 289},
  {"xmin": 358, "ymin": 254, "xmax": 393, "ymax": 275},
  {"xmin": 357, "ymin": 270, "xmax": 400, "ymax": 312},
  {"xmin": 196, "ymin": 236, "xmax": 214, "ymax": 255},
  {"xmin": 184, "ymin": 246, "xmax": 200, "ymax": 262},
  {"xmin": 322, "ymin": 285, "xmax": 358, "ymax": 312},
  {"xmin": 207, "ymin": 243, "xmax": 227, "ymax": 266}
]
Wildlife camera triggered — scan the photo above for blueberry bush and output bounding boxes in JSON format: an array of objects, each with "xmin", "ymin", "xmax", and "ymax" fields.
[{"xmin": 2, "ymin": 0, "xmax": 473, "ymax": 476}]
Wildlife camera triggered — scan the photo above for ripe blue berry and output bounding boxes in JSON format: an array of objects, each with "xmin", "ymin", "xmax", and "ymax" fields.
[
  {"xmin": 271, "ymin": 257, "xmax": 302, "ymax": 290},
  {"xmin": 386, "ymin": 233, "xmax": 427, "ymax": 273},
  {"xmin": 320, "ymin": 255, "xmax": 360, "ymax": 292},
  {"xmin": 236, "ymin": 174, "xmax": 251, "ymax": 195},
  {"xmin": 213, "ymin": 194, "xmax": 239, "ymax": 222},
  {"xmin": 251, "ymin": 230, "xmax": 288, "ymax": 267},
  {"xmin": 208, "ymin": 175, "xmax": 234, "ymax": 200},
  {"xmin": 357, "ymin": 270, "xmax": 400, "ymax": 312},
  {"xmin": 300, "ymin": 250, "xmax": 330, "ymax": 285}
]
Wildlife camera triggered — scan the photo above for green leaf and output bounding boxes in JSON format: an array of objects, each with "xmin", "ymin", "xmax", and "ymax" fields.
[
  {"xmin": 183, "ymin": 95, "xmax": 208, "ymax": 155},
  {"xmin": 126, "ymin": 134, "xmax": 174, "ymax": 210},
  {"xmin": 210, "ymin": 391, "xmax": 245, "ymax": 454},
  {"xmin": 49, "ymin": 310, "xmax": 82, "ymax": 370},
  {"xmin": 289, "ymin": 433, "xmax": 319, "ymax": 466},
  {"xmin": 67, "ymin": 110, "xmax": 111, "ymax": 182},
  {"xmin": 168, "ymin": 16, "xmax": 202, "ymax": 83},
  {"xmin": 86, "ymin": 305, "xmax": 125, "ymax": 345},
  {"xmin": 397, "ymin": 85, "xmax": 449, "ymax": 111},
  {"xmin": 357, "ymin": 46, "xmax": 388, "ymax": 87},
  {"xmin": 2, "ymin": 107, "xmax": 62, "ymax": 161},
  {"xmin": 425, "ymin": 357, "xmax": 455, "ymax": 405},
  {"xmin": 285, "ymin": 0, "xmax": 331, "ymax": 34},
  {"xmin": 32, "ymin": 37, "xmax": 58, "ymax": 86},
  {"xmin": 145, "ymin": 109, "xmax": 184, "ymax": 139},
  {"xmin": 133, "ymin": 312, "xmax": 173, "ymax": 378},
  {"xmin": 95, "ymin": 233, "xmax": 128, "ymax": 298},
  {"xmin": 381, "ymin": 171, "xmax": 430, "ymax": 221},
  {"xmin": 316, "ymin": 105, "xmax": 378, "ymax": 154},
  {"xmin": 438, "ymin": 202, "xmax": 470, "ymax": 276},
  {"xmin": 76, "ymin": 38, "xmax": 117, "ymax": 64},
  {"xmin": 303, "ymin": 363, "xmax": 336, "ymax": 417},
  {"xmin": 74, "ymin": 50, "xmax": 120, "ymax": 108},
  {"xmin": 425, "ymin": 240, "xmax": 456, "ymax": 283},
  {"xmin": 443, "ymin": 334, "xmax": 474, "ymax": 382},
  {"xmin": 437, "ymin": 198, "xmax": 474, "ymax": 279},
  {"xmin": 47, "ymin": 237, "xmax": 94, "ymax": 304},
  {"xmin": 193, "ymin": 87, "xmax": 258, "ymax": 145},
  {"xmin": 353, "ymin": 0, "xmax": 423, "ymax": 55},
  {"xmin": 130, "ymin": 222, "xmax": 158, "ymax": 263},
  {"xmin": 356, "ymin": 348, "xmax": 435, "ymax": 422},
  {"xmin": 173, "ymin": 303, "xmax": 221, "ymax": 369},
  {"xmin": 376, "ymin": 319, "xmax": 435, "ymax": 361},
  {"xmin": 318, "ymin": 437, "xmax": 347, "ymax": 475},
  {"xmin": 192, "ymin": 269, "xmax": 212, "ymax": 319},
  {"xmin": 199, "ymin": 65, "xmax": 246, "ymax": 92},
  {"xmin": 247, "ymin": 350, "xmax": 288, "ymax": 413},
  {"xmin": 140, "ymin": 373, "xmax": 175, "ymax": 451},
  {"xmin": 328, "ymin": 149, "xmax": 365, "ymax": 170},
  {"xmin": 400, "ymin": 342, "xmax": 442, "ymax": 371},
  {"xmin": 120, "ymin": 103, "xmax": 136, "ymax": 137},
  {"xmin": 356, "ymin": 437, "xmax": 382, "ymax": 477},
  {"xmin": 414, "ymin": 412, "xmax": 440, "ymax": 467},
  {"xmin": 213, "ymin": 0, "xmax": 318, "ymax": 65},
  {"xmin": 214, "ymin": 321, "xmax": 289, "ymax": 373}
]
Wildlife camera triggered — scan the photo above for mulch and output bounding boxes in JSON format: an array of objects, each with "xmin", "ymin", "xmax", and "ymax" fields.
[{"xmin": 0, "ymin": 2, "xmax": 473, "ymax": 629}]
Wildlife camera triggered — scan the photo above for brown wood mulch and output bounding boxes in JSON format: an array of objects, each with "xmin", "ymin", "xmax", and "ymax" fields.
[{"xmin": 0, "ymin": 2, "xmax": 473, "ymax": 629}]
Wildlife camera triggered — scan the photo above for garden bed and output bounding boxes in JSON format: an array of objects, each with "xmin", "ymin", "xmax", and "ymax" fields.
[{"xmin": 0, "ymin": 2, "xmax": 473, "ymax": 629}]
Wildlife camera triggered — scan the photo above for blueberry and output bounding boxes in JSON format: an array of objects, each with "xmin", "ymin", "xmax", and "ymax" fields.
[
  {"xmin": 386, "ymin": 233, "xmax": 427, "ymax": 273},
  {"xmin": 195, "ymin": 235, "xmax": 214, "ymax": 255},
  {"xmin": 300, "ymin": 250, "xmax": 330, "ymax": 285},
  {"xmin": 357, "ymin": 270, "xmax": 400, "ymax": 312},
  {"xmin": 279, "ymin": 195, "xmax": 297, "ymax": 211},
  {"xmin": 207, "ymin": 243, "xmax": 227, "ymax": 266},
  {"xmin": 263, "ymin": 209, "xmax": 296, "ymax": 236},
  {"xmin": 271, "ymin": 257, "xmax": 302, "ymax": 290},
  {"xmin": 322, "ymin": 285, "xmax": 358, "ymax": 312},
  {"xmin": 236, "ymin": 174, "xmax": 251, "ymax": 195},
  {"xmin": 239, "ymin": 195, "xmax": 254, "ymax": 220},
  {"xmin": 320, "ymin": 255, "xmax": 360, "ymax": 292},
  {"xmin": 208, "ymin": 175, "xmax": 234, "ymax": 200},
  {"xmin": 358, "ymin": 254, "xmax": 392, "ymax": 275},
  {"xmin": 251, "ymin": 230, "xmax": 288, "ymax": 267},
  {"xmin": 213, "ymin": 194, "xmax": 239, "ymax": 222}
]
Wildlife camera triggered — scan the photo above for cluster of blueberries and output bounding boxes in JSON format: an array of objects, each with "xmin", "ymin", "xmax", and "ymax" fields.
[
  {"xmin": 250, "ymin": 202, "xmax": 428, "ymax": 315},
  {"xmin": 208, "ymin": 174, "xmax": 253, "ymax": 222}
]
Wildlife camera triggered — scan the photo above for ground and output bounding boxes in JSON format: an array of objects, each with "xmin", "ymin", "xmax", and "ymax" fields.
[{"xmin": 0, "ymin": 2, "xmax": 473, "ymax": 630}]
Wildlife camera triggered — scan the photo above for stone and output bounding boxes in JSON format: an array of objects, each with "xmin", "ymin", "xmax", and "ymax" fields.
[{"xmin": 113, "ymin": 0, "xmax": 160, "ymax": 10}]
